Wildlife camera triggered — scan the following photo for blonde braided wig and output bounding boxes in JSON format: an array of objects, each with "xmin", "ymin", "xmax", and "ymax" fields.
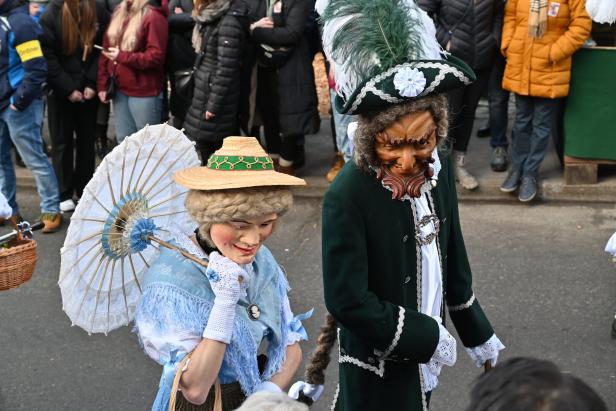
[{"xmin": 185, "ymin": 186, "xmax": 293, "ymax": 245}]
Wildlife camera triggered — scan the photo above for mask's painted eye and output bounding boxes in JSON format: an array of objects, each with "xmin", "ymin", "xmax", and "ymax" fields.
[{"xmin": 229, "ymin": 221, "xmax": 250, "ymax": 230}]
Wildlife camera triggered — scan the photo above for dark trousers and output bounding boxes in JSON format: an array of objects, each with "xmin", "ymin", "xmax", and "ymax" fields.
[
  {"xmin": 448, "ymin": 67, "xmax": 491, "ymax": 152},
  {"xmin": 488, "ymin": 54, "xmax": 510, "ymax": 148},
  {"xmin": 257, "ymin": 66, "xmax": 302, "ymax": 162},
  {"xmin": 48, "ymin": 94, "xmax": 97, "ymax": 201},
  {"xmin": 511, "ymin": 94, "xmax": 559, "ymax": 177}
]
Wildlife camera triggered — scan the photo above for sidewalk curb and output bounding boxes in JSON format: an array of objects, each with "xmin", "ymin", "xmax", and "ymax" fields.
[
  {"xmin": 15, "ymin": 168, "xmax": 615, "ymax": 205},
  {"xmin": 289, "ymin": 176, "xmax": 616, "ymax": 205}
]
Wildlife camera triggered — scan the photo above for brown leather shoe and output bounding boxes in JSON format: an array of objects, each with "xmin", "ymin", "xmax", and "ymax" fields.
[
  {"xmin": 41, "ymin": 213, "xmax": 62, "ymax": 233},
  {"xmin": 326, "ymin": 152, "xmax": 345, "ymax": 183}
]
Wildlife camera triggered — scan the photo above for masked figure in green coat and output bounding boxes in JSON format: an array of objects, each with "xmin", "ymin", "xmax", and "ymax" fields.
[{"xmin": 288, "ymin": 0, "xmax": 505, "ymax": 409}]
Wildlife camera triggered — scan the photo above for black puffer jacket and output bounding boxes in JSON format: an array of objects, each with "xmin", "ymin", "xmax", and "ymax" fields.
[
  {"xmin": 418, "ymin": 0, "xmax": 504, "ymax": 70},
  {"xmin": 40, "ymin": 0, "xmax": 109, "ymax": 98},
  {"xmin": 251, "ymin": 0, "xmax": 319, "ymax": 137},
  {"xmin": 184, "ymin": 0, "xmax": 249, "ymax": 143}
]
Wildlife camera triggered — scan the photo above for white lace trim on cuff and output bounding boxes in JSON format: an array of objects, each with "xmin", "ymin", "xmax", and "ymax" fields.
[
  {"xmin": 426, "ymin": 322, "xmax": 457, "ymax": 377},
  {"xmin": 448, "ymin": 293, "xmax": 475, "ymax": 312},
  {"xmin": 465, "ymin": 334, "xmax": 505, "ymax": 368}
]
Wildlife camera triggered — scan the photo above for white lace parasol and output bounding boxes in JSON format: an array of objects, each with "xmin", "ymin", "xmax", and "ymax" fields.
[{"xmin": 59, "ymin": 124, "xmax": 200, "ymax": 334}]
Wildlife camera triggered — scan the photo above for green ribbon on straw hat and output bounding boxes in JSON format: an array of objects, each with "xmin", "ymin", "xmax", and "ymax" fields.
[{"xmin": 207, "ymin": 155, "xmax": 274, "ymax": 171}]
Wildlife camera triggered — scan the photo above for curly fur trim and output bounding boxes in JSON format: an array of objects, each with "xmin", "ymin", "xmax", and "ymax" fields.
[
  {"xmin": 185, "ymin": 187, "xmax": 293, "ymax": 245},
  {"xmin": 353, "ymin": 95, "xmax": 449, "ymax": 172}
]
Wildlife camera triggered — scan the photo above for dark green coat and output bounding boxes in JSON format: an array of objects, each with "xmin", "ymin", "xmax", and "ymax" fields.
[{"xmin": 322, "ymin": 152, "xmax": 495, "ymax": 410}]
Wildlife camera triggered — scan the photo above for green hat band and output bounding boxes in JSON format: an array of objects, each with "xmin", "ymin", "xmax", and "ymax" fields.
[{"xmin": 207, "ymin": 155, "xmax": 274, "ymax": 171}]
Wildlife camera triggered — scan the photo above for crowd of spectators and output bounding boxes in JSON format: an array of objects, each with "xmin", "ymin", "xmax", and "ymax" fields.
[{"xmin": 0, "ymin": 0, "xmax": 594, "ymax": 228}]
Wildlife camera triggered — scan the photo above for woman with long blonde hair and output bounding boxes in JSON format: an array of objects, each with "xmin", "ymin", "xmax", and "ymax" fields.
[
  {"xmin": 96, "ymin": 0, "xmax": 168, "ymax": 142},
  {"xmin": 40, "ymin": 0, "xmax": 109, "ymax": 212}
]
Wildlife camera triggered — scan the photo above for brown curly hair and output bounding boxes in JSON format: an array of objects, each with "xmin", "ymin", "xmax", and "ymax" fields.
[{"xmin": 353, "ymin": 95, "xmax": 449, "ymax": 172}]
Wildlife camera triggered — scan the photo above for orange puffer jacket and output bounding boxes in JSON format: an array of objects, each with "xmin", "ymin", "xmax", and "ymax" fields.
[{"xmin": 501, "ymin": 0, "xmax": 591, "ymax": 98}]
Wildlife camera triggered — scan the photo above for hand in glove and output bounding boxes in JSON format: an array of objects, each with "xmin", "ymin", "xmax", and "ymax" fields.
[
  {"xmin": 288, "ymin": 381, "xmax": 324, "ymax": 405},
  {"xmin": 426, "ymin": 318, "xmax": 457, "ymax": 377},
  {"xmin": 202, "ymin": 252, "xmax": 252, "ymax": 343}
]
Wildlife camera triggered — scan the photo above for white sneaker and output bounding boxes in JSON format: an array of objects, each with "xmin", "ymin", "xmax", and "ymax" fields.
[
  {"xmin": 60, "ymin": 199, "xmax": 76, "ymax": 213},
  {"xmin": 453, "ymin": 150, "xmax": 479, "ymax": 190}
]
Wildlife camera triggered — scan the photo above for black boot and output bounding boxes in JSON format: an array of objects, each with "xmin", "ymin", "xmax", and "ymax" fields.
[{"xmin": 95, "ymin": 124, "xmax": 109, "ymax": 159}]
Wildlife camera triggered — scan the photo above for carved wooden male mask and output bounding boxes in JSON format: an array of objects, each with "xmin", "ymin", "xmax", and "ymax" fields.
[{"xmin": 374, "ymin": 110, "xmax": 437, "ymax": 199}]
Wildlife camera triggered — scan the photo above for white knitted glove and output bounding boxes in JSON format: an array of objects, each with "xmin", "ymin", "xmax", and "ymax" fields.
[
  {"xmin": 288, "ymin": 381, "xmax": 324, "ymax": 402},
  {"xmin": 426, "ymin": 319, "xmax": 457, "ymax": 377},
  {"xmin": 202, "ymin": 252, "xmax": 251, "ymax": 343}
]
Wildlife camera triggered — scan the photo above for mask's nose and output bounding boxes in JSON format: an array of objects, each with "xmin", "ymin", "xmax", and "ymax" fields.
[{"xmin": 396, "ymin": 147, "xmax": 417, "ymax": 175}]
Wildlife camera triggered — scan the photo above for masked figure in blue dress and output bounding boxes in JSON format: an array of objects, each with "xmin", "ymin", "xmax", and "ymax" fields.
[{"xmin": 134, "ymin": 136, "xmax": 311, "ymax": 411}]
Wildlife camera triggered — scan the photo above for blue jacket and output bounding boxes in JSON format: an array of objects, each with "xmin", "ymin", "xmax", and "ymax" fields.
[{"xmin": 0, "ymin": 0, "xmax": 47, "ymax": 111}]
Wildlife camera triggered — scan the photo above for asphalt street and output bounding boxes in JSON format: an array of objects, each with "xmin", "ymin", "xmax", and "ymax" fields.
[{"xmin": 0, "ymin": 190, "xmax": 615, "ymax": 411}]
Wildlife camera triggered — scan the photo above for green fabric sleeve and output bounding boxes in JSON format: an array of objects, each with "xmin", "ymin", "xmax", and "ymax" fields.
[
  {"xmin": 322, "ymin": 188, "xmax": 439, "ymax": 363},
  {"xmin": 443, "ymin": 156, "xmax": 494, "ymax": 348}
]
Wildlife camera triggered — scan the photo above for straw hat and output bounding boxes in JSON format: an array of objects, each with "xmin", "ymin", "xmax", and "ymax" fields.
[{"xmin": 174, "ymin": 137, "xmax": 306, "ymax": 190}]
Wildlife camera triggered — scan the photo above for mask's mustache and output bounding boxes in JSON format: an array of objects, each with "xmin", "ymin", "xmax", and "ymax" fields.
[{"xmin": 377, "ymin": 160, "xmax": 434, "ymax": 199}]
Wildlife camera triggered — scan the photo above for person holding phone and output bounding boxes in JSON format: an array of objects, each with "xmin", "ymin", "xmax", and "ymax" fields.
[
  {"xmin": 40, "ymin": 0, "xmax": 109, "ymax": 213},
  {"xmin": 97, "ymin": 0, "xmax": 168, "ymax": 143}
]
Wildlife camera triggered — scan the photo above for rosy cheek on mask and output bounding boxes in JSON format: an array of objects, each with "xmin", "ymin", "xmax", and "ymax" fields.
[{"xmin": 209, "ymin": 224, "xmax": 240, "ymax": 253}]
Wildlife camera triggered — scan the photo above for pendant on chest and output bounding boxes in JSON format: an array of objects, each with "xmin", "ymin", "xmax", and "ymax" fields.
[
  {"xmin": 247, "ymin": 303, "xmax": 261, "ymax": 320},
  {"xmin": 415, "ymin": 214, "xmax": 440, "ymax": 246}
]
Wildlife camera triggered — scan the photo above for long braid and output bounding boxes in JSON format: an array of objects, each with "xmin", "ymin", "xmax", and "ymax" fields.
[{"xmin": 305, "ymin": 313, "xmax": 338, "ymax": 385}]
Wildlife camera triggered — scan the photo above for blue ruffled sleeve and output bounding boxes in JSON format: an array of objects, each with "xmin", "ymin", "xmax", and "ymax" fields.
[{"xmin": 282, "ymin": 295, "xmax": 313, "ymax": 345}]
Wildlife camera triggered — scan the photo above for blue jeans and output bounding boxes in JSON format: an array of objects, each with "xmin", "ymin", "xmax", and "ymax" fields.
[
  {"xmin": 330, "ymin": 90, "xmax": 354, "ymax": 162},
  {"xmin": 511, "ymin": 95, "xmax": 559, "ymax": 177},
  {"xmin": 0, "ymin": 99, "xmax": 60, "ymax": 214},
  {"xmin": 113, "ymin": 91, "xmax": 163, "ymax": 143},
  {"xmin": 488, "ymin": 54, "xmax": 510, "ymax": 149}
]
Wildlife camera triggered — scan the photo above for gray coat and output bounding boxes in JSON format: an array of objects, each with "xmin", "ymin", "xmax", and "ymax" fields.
[{"xmin": 418, "ymin": 0, "xmax": 505, "ymax": 71}]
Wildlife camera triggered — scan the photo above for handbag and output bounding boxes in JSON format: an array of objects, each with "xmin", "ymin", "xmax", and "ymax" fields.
[
  {"xmin": 173, "ymin": 68, "xmax": 196, "ymax": 101},
  {"xmin": 173, "ymin": 51, "xmax": 205, "ymax": 102},
  {"xmin": 106, "ymin": 63, "xmax": 117, "ymax": 100},
  {"xmin": 256, "ymin": 43, "xmax": 293, "ymax": 69},
  {"xmin": 173, "ymin": 26, "xmax": 209, "ymax": 102}
]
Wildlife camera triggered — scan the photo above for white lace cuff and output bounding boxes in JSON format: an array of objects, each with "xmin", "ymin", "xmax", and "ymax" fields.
[
  {"xmin": 202, "ymin": 301, "xmax": 236, "ymax": 344},
  {"xmin": 426, "ymin": 322, "xmax": 457, "ymax": 377},
  {"xmin": 464, "ymin": 334, "xmax": 505, "ymax": 368}
]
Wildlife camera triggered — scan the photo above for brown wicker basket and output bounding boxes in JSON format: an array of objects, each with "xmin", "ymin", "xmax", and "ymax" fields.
[{"xmin": 0, "ymin": 235, "xmax": 37, "ymax": 291}]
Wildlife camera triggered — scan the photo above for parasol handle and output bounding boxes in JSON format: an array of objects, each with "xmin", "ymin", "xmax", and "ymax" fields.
[
  {"xmin": 148, "ymin": 235, "xmax": 209, "ymax": 268},
  {"xmin": 147, "ymin": 235, "xmax": 243, "ymax": 283}
]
